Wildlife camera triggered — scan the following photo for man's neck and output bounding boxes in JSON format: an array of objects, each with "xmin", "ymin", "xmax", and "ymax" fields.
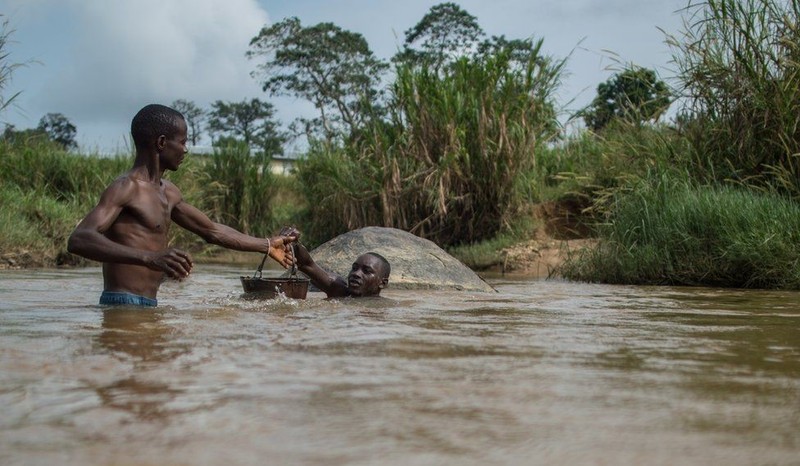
[{"xmin": 130, "ymin": 153, "xmax": 163, "ymax": 183}]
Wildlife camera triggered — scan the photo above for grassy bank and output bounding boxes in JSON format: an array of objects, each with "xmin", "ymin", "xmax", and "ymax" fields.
[
  {"xmin": 558, "ymin": 174, "xmax": 800, "ymax": 289},
  {"xmin": 4, "ymin": 124, "xmax": 800, "ymax": 290},
  {"xmin": 0, "ymin": 139, "xmax": 303, "ymax": 267}
]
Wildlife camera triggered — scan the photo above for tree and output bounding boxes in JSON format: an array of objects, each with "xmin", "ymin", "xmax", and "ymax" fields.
[
  {"xmin": 37, "ymin": 113, "xmax": 77, "ymax": 150},
  {"xmin": 581, "ymin": 67, "xmax": 672, "ymax": 131},
  {"xmin": 478, "ymin": 35, "xmax": 545, "ymax": 70},
  {"xmin": 394, "ymin": 2, "xmax": 484, "ymax": 70},
  {"xmin": 247, "ymin": 17, "xmax": 388, "ymax": 142},
  {"xmin": 207, "ymin": 98, "xmax": 284, "ymax": 156},
  {"xmin": 171, "ymin": 99, "xmax": 205, "ymax": 146}
]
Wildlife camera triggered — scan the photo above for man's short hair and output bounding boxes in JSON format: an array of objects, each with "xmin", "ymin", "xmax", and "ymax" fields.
[
  {"xmin": 365, "ymin": 252, "xmax": 391, "ymax": 280},
  {"xmin": 131, "ymin": 104, "xmax": 185, "ymax": 149}
]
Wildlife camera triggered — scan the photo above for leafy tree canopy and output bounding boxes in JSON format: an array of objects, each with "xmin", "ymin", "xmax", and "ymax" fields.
[
  {"xmin": 37, "ymin": 112, "xmax": 77, "ymax": 150},
  {"xmin": 582, "ymin": 67, "xmax": 672, "ymax": 131},
  {"xmin": 395, "ymin": 2, "xmax": 484, "ymax": 70},
  {"xmin": 247, "ymin": 17, "xmax": 388, "ymax": 142},
  {"xmin": 207, "ymin": 98, "xmax": 284, "ymax": 157}
]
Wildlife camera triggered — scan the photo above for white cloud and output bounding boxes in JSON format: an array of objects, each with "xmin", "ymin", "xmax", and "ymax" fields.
[{"xmin": 27, "ymin": 0, "xmax": 269, "ymax": 148}]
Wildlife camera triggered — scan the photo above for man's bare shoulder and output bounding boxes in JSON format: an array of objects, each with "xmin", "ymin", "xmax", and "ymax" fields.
[
  {"xmin": 97, "ymin": 172, "xmax": 141, "ymax": 204},
  {"xmin": 160, "ymin": 178, "xmax": 184, "ymax": 202}
]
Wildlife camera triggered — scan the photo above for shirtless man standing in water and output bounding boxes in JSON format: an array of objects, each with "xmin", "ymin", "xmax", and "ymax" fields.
[{"xmin": 68, "ymin": 104, "xmax": 296, "ymax": 307}]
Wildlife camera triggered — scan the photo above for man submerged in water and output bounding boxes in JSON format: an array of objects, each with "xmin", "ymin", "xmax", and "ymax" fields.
[
  {"xmin": 68, "ymin": 104, "xmax": 296, "ymax": 307},
  {"xmin": 284, "ymin": 228, "xmax": 390, "ymax": 298}
]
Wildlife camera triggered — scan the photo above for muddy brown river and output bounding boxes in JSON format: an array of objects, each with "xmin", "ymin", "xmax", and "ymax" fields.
[{"xmin": 1, "ymin": 265, "xmax": 798, "ymax": 465}]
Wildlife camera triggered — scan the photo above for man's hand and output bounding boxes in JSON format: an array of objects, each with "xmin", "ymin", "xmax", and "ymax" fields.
[
  {"xmin": 292, "ymin": 242, "xmax": 313, "ymax": 268},
  {"xmin": 268, "ymin": 232, "xmax": 298, "ymax": 268},
  {"xmin": 279, "ymin": 226, "xmax": 301, "ymax": 239},
  {"xmin": 146, "ymin": 248, "xmax": 194, "ymax": 280}
]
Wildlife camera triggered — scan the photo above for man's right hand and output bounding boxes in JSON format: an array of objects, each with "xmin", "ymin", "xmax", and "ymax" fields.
[
  {"xmin": 278, "ymin": 227, "xmax": 312, "ymax": 266},
  {"xmin": 267, "ymin": 233, "xmax": 298, "ymax": 268},
  {"xmin": 146, "ymin": 248, "xmax": 194, "ymax": 279}
]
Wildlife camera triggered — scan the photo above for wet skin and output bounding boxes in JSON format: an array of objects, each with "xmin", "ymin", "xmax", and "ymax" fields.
[
  {"xmin": 68, "ymin": 118, "xmax": 295, "ymax": 300},
  {"xmin": 346, "ymin": 254, "xmax": 388, "ymax": 297},
  {"xmin": 290, "ymin": 238, "xmax": 389, "ymax": 298}
]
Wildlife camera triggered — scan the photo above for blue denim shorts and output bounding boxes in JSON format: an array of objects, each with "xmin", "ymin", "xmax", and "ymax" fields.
[{"xmin": 99, "ymin": 291, "xmax": 158, "ymax": 307}]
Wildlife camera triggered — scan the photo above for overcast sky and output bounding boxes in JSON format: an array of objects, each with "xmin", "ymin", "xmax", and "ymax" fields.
[{"xmin": 2, "ymin": 0, "xmax": 689, "ymax": 153}]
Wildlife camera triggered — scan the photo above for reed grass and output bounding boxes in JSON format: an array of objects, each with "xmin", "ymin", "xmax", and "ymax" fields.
[
  {"xmin": 669, "ymin": 0, "xmax": 800, "ymax": 195},
  {"xmin": 295, "ymin": 49, "xmax": 565, "ymax": 247},
  {"xmin": 0, "ymin": 138, "xmax": 131, "ymax": 203},
  {"xmin": 559, "ymin": 172, "xmax": 800, "ymax": 289}
]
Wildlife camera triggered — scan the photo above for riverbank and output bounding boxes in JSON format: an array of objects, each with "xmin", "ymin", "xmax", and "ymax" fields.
[
  {"xmin": 0, "ymin": 200, "xmax": 596, "ymax": 278},
  {"xmin": 0, "ymin": 234, "xmax": 594, "ymax": 278}
]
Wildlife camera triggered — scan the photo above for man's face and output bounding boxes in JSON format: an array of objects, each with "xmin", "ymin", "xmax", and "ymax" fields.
[
  {"xmin": 160, "ymin": 119, "xmax": 188, "ymax": 171},
  {"xmin": 347, "ymin": 254, "xmax": 387, "ymax": 297}
]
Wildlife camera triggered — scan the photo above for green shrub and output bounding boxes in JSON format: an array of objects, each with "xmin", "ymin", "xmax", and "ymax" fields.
[{"xmin": 560, "ymin": 173, "xmax": 800, "ymax": 289}]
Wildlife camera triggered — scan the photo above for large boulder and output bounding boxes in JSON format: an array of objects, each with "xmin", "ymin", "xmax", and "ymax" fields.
[{"xmin": 296, "ymin": 227, "xmax": 495, "ymax": 292}]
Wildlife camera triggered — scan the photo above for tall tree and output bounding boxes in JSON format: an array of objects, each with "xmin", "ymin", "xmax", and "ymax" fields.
[
  {"xmin": 247, "ymin": 17, "xmax": 388, "ymax": 142},
  {"xmin": 394, "ymin": 2, "xmax": 484, "ymax": 70},
  {"xmin": 171, "ymin": 99, "xmax": 205, "ymax": 146},
  {"xmin": 37, "ymin": 113, "xmax": 77, "ymax": 150},
  {"xmin": 581, "ymin": 67, "xmax": 672, "ymax": 131},
  {"xmin": 207, "ymin": 98, "xmax": 284, "ymax": 156}
]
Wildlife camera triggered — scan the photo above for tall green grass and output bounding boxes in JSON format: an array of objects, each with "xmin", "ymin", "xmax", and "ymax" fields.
[
  {"xmin": 0, "ymin": 184, "xmax": 84, "ymax": 265},
  {"xmin": 0, "ymin": 138, "xmax": 131, "ymax": 203},
  {"xmin": 669, "ymin": 0, "xmax": 800, "ymax": 194},
  {"xmin": 0, "ymin": 139, "xmax": 129, "ymax": 264},
  {"xmin": 191, "ymin": 141, "xmax": 278, "ymax": 237},
  {"xmin": 0, "ymin": 139, "xmax": 293, "ymax": 265},
  {"xmin": 537, "ymin": 121, "xmax": 691, "ymax": 204},
  {"xmin": 559, "ymin": 173, "xmax": 800, "ymax": 289},
  {"xmin": 295, "ymin": 49, "xmax": 565, "ymax": 247}
]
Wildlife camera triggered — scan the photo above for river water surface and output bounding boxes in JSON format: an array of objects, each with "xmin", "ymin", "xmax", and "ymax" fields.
[{"xmin": 1, "ymin": 265, "xmax": 799, "ymax": 465}]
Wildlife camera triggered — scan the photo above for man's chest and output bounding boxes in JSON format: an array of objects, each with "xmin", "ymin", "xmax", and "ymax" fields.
[{"xmin": 123, "ymin": 186, "xmax": 173, "ymax": 232}]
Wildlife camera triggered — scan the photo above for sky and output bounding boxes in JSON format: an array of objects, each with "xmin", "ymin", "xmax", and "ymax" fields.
[{"xmin": 1, "ymin": 0, "xmax": 690, "ymax": 153}]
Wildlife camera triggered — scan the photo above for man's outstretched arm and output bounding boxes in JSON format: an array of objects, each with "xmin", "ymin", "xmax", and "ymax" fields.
[
  {"xmin": 171, "ymin": 196, "xmax": 296, "ymax": 267},
  {"xmin": 291, "ymin": 241, "xmax": 349, "ymax": 298}
]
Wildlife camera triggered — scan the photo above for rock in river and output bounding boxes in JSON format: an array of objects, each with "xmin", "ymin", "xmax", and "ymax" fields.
[{"xmin": 296, "ymin": 227, "xmax": 495, "ymax": 292}]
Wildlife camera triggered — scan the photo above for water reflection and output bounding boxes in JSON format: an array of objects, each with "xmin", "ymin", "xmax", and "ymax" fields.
[{"xmin": 94, "ymin": 308, "xmax": 186, "ymax": 420}]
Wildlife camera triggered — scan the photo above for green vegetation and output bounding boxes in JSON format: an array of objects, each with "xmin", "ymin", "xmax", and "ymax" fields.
[
  {"xmin": 0, "ymin": 138, "xmax": 299, "ymax": 266},
  {"xmin": 556, "ymin": 0, "xmax": 800, "ymax": 289},
  {"xmin": 559, "ymin": 174, "xmax": 800, "ymax": 289},
  {"xmin": 0, "ymin": 15, "xmax": 25, "ymax": 114},
  {"xmin": 4, "ymin": 1, "xmax": 800, "ymax": 290},
  {"xmin": 668, "ymin": 0, "xmax": 800, "ymax": 194},
  {"xmin": 580, "ymin": 67, "xmax": 671, "ymax": 132},
  {"xmin": 295, "ymin": 49, "xmax": 564, "ymax": 247}
]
